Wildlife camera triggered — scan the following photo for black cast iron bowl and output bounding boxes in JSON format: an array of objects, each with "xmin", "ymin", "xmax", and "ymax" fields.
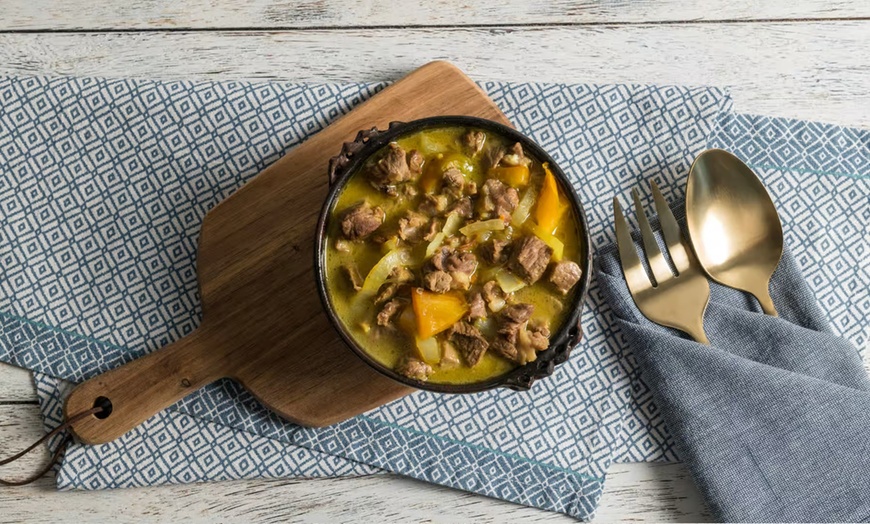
[{"xmin": 315, "ymin": 116, "xmax": 592, "ymax": 394}]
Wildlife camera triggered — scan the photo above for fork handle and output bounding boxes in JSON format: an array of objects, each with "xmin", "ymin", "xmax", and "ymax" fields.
[
  {"xmin": 690, "ymin": 329, "xmax": 710, "ymax": 345},
  {"xmin": 684, "ymin": 322, "xmax": 710, "ymax": 345}
]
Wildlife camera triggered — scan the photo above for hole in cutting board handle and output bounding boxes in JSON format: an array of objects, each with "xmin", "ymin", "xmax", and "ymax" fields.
[{"xmin": 92, "ymin": 396, "xmax": 113, "ymax": 419}]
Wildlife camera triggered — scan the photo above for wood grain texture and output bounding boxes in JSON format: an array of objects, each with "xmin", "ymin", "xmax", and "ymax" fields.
[
  {"xmin": 0, "ymin": 403, "xmax": 708, "ymax": 523},
  {"xmin": 2, "ymin": 2, "xmax": 868, "ymax": 521},
  {"xmin": 0, "ymin": 22, "xmax": 868, "ymax": 126},
  {"xmin": 1, "ymin": 0, "xmax": 867, "ymax": 30},
  {"xmin": 0, "ymin": 364, "xmax": 36, "ymax": 402},
  {"xmin": 64, "ymin": 61, "xmax": 513, "ymax": 444}
]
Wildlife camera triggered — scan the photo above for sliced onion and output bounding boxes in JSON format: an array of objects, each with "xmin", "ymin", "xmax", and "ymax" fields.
[
  {"xmin": 495, "ymin": 270, "xmax": 527, "ymax": 293},
  {"xmin": 451, "ymin": 270, "xmax": 472, "ymax": 290},
  {"xmin": 416, "ymin": 336, "xmax": 441, "ymax": 364},
  {"xmin": 442, "ymin": 212, "xmax": 464, "ymax": 236},
  {"xmin": 512, "ymin": 186, "xmax": 537, "ymax": 227},
  {"xmin": 425, "ymin": 213, "xmax": 464, "ymax": 257},
  {"xmin": 425, "ymin": 232, "xmax": 446, "ymax": 257},
  {"xmin": 381, "ymin": 236, "xmax": 400, "ymax": 253},
  {"xmin": 360, "ymin": 249, "xmax": 410, "ymax": 298},
  {"xmin": 488, "ymin": 296, "xmax": 506, "ymax": 312},
  {"xmin": 459, "ymin": 219, "xmax": 505, "ymax": 237}
]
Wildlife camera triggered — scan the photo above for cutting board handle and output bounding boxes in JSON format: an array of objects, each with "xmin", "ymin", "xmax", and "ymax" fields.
[{"xmin": 64, "ymin": 328, "xmax": 227, "ymax": 445}]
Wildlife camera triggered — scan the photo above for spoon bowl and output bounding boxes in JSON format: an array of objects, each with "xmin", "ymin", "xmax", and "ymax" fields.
[{"xmin": 685, "ymin": 149, "xmax": 783, "ymax": 316}]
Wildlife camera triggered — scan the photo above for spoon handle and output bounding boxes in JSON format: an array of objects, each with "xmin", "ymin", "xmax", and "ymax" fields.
[{"xmin": 751, "ymin": 283, "xmax": 779, "ymax": 317}]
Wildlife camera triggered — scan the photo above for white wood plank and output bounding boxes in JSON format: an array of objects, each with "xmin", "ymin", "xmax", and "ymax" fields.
[
  {"xmin": 598, "ymin": 462, "xmax": 712, "ymax": 521},
  {"xmin": 0, "ymin": 11, "xmax": 866, "ymax": 523},
  {"xmin": 2, "ymin": 0, "xmax": 867, "ymax": 31},
  {"xmin": 0, "ymin": 363, "xmax": 36, "ymax": 402},
  {"xmin": 0, "ymin": 23, "xmax": 867, "ymax": 127},
  {"xmin": 0, "ymin": 403, "xmax": 705, "ymax": 522}
]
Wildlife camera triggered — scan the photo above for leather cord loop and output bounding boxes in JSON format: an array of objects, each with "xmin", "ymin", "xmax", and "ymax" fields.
[{"xmin": 0, "ymin": 405, "xmax": 106, "ymax": 486}]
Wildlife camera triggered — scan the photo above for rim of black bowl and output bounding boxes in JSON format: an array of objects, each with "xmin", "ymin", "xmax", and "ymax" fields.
[{"xmin": 314, "ymin": 115, "xmax": 593, "ymax": 394}]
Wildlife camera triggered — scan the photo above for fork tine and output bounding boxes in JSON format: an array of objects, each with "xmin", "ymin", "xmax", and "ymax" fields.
[
  {"xmin": 632, "ymin": 188, "xmax": 674, "ymax": 286},
  {"xmin": 650, "ymin": 180, "xmax": 690, "ymax": 274},
  {"xmin": 613, "ymin": 197, "xmax": 649, "ymax": 293}
]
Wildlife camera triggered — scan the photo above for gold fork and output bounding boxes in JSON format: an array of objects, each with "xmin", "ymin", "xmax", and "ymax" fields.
[{"xmin": 614, "ymin": 181, "xmax": 711, "ymax": 344}]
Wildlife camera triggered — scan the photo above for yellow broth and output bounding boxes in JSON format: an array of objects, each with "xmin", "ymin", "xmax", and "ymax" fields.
[{"xmin": 324, "ymin": 126, "xmax": 584, "ymax": 385}]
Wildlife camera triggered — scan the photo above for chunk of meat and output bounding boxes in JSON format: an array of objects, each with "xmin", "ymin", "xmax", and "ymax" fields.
[
  {"xmin": 464, "ymin": 181, "xmax": 478, "ymax": 196},
  {"xmin": 509, "ymin": 235, "xmax": 553, "ymax": 283},
  {"xmin": 490, "ymin": 336, "xmax": 519, "ymax": 363},
  {"xmin": 448, "ymin": 321, "xmax": 489, "ymax": 367},
  {"xmin": 397, "ymin": 211, "xmax": 430, "ymax": 243},
  {"xmin": 444, "ymin": 251, "xmax": 478, "ymax": 290},
  {"xmin": 482, "ymin": 280, "xmax": 502, "ymax": 302},
  {"xmin": 481, "ymin": 179, "xmax": 519, "ymax": 219},
  {"xmin": 502, "ymin": 303, "xmax": 534, "ymax": 324},
  {"xmin": 408, "ymin": 149, "xmax": 424, "ymax": 175},
  {"xmin": 396, "ymin": 357, "xmax": 432, "ymax": 381},
  {"xmin": 480, "ymin": 238, "xmax": 512, "ymax": 265},
  {"xmin": 429, "ymin": 247, "xmax": 449, "ymax": 271},
  {"xmin": 400, "ymin": 183, "xmax": 419, "ymax": 199},
  {"xmin": 549, "ymin": 260, "xmax": 583, "ymax": 294},
  {"xmin": 375, "ymin": 283, "xmax": 399, "ymax": 304},
  {"xmin": 527, "ymin": 322, "xmax": 551, "ymax": 350},
  {"xmin": 447, "ymin": 196, "xmax": 473, "ymax": 218},
  {"xmin": 462, "ymin": 130, "xmax": 486, "ymax": 156},
  {"xmin": 420, "ymin": 193, "xmax": 449, "ymax": 215},
  {"xmin": 443, "ymin": 167, "xmax": 465, "ymax": 189},
  {"xmin": 515, "ymin": 329, "xmax": 538, "ymax": 364},
  {"xmin": 482, "ymin": 280, "xmax": 507, "ymax": 312},
  {"xmin": 497, "ymin": 303, "xmax": 535, "ymax": 342},
  {"xmin": 424, "ymin": 218, "xmax": 443, "ymax": 242},
  {"xmin": 388, "ymin": 265, "xmax": 415, "ymax": 284},
  {"xmin": 489, "ymin": 326, "xmax": 550, "ymax": 364},
  {"xmin": 444, "ymin": 251, "xmax": 477, "ymax": 274},
  {"xmin": 340, "ymin": 201, "xmax": 385, "ymax": 241},
  {"xmin": 342, "ymin": 263, "xmax": 364, "ymax": 291},
  {"xmin": 370, "ymin": 142, "xmax": 412, "ymax": 189},
  {"xmin": 501, "ymin": 142, "xmax": 531, "ymax": 167},
  {"xmin": 468, "ymin": 292, "xmax": 486, "ymax": 320},
  {"xmin": 491, "ymin": 306, "xmax": 543, "ymax": 364},
  {"xmin": 423, "ymin": 270, "xmax": 453, "ymax": 293},
  {"xmin": 424, "ymin": 248, "xmax": 477, "ymax": 291},
  {"xmin": 376, "ymin": 299, "xmax": 403, "ymax": 327},
  {"xmin": 484, "ymin": 145, "xmax": 505, "ymax": 171}
]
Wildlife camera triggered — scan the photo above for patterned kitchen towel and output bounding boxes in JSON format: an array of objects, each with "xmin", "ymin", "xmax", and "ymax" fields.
[
  {"xmin": 612, "ymin": 113, "xmax": 870, "ymax": 462},
  {"xmin": 0, "ymin": 74, "xmax": 731, "ymax": 520}
]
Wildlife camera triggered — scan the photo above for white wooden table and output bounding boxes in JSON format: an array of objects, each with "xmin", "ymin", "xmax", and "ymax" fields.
[{"xmin": 1, "ymin": 2, "xmax": 867, "ymax": 521}]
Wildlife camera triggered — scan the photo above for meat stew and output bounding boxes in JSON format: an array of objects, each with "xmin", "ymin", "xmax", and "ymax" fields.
[{"xmin": 323, "ymin": 125, "xmax": 585, "ymax": 385}]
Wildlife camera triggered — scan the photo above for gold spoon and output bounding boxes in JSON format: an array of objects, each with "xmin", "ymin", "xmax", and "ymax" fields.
[{"xmin": 685, "ymin": 149, "xmax": 783, "ymax": 316}]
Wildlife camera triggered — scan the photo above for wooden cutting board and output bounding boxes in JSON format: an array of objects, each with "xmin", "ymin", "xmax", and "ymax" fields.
[{"xmin": 65, "ymin": 61, "xmax": 512, "ymax": 445}]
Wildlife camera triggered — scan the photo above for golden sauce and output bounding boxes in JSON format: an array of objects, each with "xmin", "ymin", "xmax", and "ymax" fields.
[{"xmin": 324, "ymin": 126, "xmax": 583, "ymax": 384}]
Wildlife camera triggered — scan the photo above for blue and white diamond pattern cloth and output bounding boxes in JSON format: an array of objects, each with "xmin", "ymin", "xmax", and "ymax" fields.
[{"xmin": 0, "ymin": 73, "xmax": 758, "ymax": 520}]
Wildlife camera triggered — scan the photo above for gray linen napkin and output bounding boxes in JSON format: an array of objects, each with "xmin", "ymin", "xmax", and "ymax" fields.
[{"xmin": 595, "ymin": 205, "xmax": 870, "ymax": 523}]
